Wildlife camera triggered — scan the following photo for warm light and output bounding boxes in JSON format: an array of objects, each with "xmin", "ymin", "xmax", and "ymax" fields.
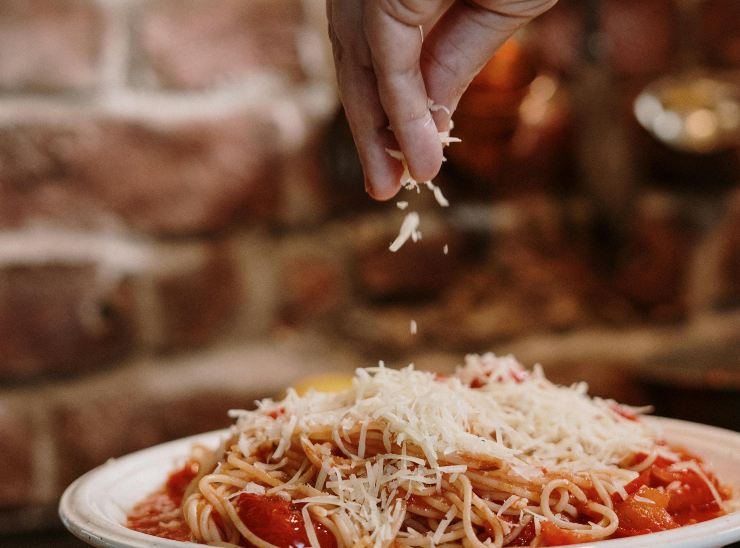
[
  {"xmin": 652, "ymin": 111, "xmax": 682, "ymax": 142},
  {"xmin": 717, "ymin": 99, "xmax": 740, "ymax": 131},
  {"xmin": 634, "ymin": 94, "xmax": 662, "ymax": 127},
  {"xmin": 685, "ymin": 109, "xmax": 718, "ymax": 141}
]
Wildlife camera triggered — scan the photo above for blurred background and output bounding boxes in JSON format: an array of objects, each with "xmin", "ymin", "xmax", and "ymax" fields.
[{"xmin": 0, "ymin": 0, "xmax": 738, "ymax": 545}]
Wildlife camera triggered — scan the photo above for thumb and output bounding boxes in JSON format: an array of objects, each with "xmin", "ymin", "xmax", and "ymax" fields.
[{"xmin": 421, "ymin": 0, "xmax": 557, "ymax": 129}]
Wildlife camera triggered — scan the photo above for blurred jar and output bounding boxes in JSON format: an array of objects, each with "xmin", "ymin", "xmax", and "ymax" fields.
[
  {"xmin": 447, "ymin": 38, "xmax": 575, "ymax": 197},
  {"xmin": 447, "ymin": 38, "xmax": 535, "ymax": 191}
]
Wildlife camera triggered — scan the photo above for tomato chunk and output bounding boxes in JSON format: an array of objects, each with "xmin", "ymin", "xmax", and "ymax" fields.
[
  {"xmin": 236, "ymin": 493, "xmax": 336, "ymax": 548},
  {"xmin": 614, "ymin": 486, "xmax": 678, "ymax": 537},
  {"xmin": 165, "ymin": 461, "xmax": 198, "ymax": 505},
  {"xmin": 539, "ymin": 522, "xmax": 596, "ymax": 546}
]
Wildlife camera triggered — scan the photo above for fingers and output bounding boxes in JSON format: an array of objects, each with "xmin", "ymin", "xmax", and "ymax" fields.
[
  {"xmin": 328, "ymin": 0, "xmax": 403, "ymax": 200},
  {"xmin": 329, "ymin": 0, "xmax": 557, "ymax": 200},
  {"xmin": 363, "ymin": 1, "xmax": 449, "ymax": 183},
  {"xmin": 421, "ymin": 0, "xmax": 557, "ymax": 129},
  {"xmin": 339, "ymin": 60, "xmax": 405, "ymax": 201}
]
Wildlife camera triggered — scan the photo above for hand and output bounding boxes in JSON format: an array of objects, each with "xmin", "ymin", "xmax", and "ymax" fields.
[{"xmin": 327, "ymin": 0, "xmax": 557, "ymax": 200}]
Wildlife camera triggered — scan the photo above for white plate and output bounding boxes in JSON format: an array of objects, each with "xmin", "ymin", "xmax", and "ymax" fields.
[{"xmin": 60, "ymin": 417, "xmax": 740, "ymax": 548}]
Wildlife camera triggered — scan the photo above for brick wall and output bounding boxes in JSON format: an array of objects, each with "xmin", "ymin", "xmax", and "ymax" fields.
[{"xmin": 0, "ymin": 0, "xmax": 739, "ymax": 537}]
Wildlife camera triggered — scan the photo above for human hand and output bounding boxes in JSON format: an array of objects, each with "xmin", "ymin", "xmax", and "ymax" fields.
[{"xmin": 327, "ymin": 0, "xmax": 557, "ymax": 200}]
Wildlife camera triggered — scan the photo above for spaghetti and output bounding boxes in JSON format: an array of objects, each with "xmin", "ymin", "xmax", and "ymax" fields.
[{"xmin": 128, "ymin": 354, "xmax": 731, "ymax": 546}]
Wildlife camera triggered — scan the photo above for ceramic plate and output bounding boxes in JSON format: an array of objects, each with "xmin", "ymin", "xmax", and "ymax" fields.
[{"xmin": 60, "ymin": 417, "xmax": 740, "ymax": 547}]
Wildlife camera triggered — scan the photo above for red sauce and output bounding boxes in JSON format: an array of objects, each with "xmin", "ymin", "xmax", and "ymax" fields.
[
  {"xmin": 129, "ymin": 450, "xmax": 727, "ymax": 546},
  {"xmin": 235, "ymin": 493, "xmax": 337, "ymax": 548},
  {"xmin": 613, "ymin": 486, "xmax": 679, "ymax": 537},
  {"xmin": 538, "ymin": 451, "xmax": 728, "ymax": 546},
  {"xmin": 539, "ymin": 521, "xmax": 598, "ymax": 546},
  {"xmin": 127, "ymin": 462, "xmax": 197, "ymax": 541},
  {"xmin": 165, "ymin": 461, "xmax": 198, "ymax": 505},
  {"xmin": 268, "ymin": 407, "xmax": 286, "ymax": 419}
]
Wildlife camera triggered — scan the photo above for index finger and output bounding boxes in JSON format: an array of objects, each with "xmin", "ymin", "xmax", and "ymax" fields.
[{"xmin": 363, "ymin": 1, "xmax": 449, "ymax": 183}]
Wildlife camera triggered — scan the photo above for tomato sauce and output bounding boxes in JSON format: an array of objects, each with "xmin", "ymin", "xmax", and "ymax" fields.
[
  {"xmin": 127, "ymin": 462, "xmax": 197, "ymax": 541},
  {"xmin": 235, "ymin": 493, "xmax": 337, "ymax": 548},
  {"xmin": 537, "ymin": 451, "xmax": 728, "ymax": 546},
  {"xmin": 128, "ymin": 451, "xmax": 727, "ymax": 547}
]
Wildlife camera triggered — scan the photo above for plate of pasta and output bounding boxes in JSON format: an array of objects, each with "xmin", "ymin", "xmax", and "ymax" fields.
[{"xmin": 60, "ymin": 354, "xmax": 740, "ymax": 547}]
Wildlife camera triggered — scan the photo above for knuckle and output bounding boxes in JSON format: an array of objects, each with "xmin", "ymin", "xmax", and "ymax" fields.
[{"xmin": 379, "ymin": 0, "xmax": 434, "ymax": 25}]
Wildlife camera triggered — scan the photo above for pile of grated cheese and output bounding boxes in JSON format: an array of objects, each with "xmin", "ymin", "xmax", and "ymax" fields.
[{"xmin": 228, "ymin": 354, "xmax": 657, "ymax": 545}]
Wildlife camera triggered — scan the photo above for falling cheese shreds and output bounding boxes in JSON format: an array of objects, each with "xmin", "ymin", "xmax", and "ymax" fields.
[
  {"xmin": 228, "ymin": 354, "xmax": 659, "ymax": 547},
  {"xmin": 383, "ymin": 110, "xmax": 460, "ymax": 251},
  {"xmin": 424, "ymin": 181, "xmax": 450, "ymax": 207},
  {"xmin": 389, "ymin": 212, "xmax": 420, "ymax": 252}
]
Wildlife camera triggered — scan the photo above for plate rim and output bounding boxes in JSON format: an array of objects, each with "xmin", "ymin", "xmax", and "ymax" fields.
[{"xmin": 59, "ymin": 417, "xmax": 740, "ymax": 548}]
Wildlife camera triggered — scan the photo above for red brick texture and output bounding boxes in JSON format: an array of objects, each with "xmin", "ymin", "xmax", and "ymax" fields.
[
  {"xmin": 0, "ymin": 113, "xmax": 281, "ymax": 236},
  {"xmin": 278, "ymin": 250, "xmax": 346, "ymax": 327},
  {"xmin": 0, "ymin": 402, "xmax": 35, "ymax": 508},
  {"xmin": 52, "ymin": 384, "xmax": 254, "ymax": 492},
  {"xmin": 0, "ymin": 263, "xmax": 135, "ymax": 381},
  {"xmin": 132, "ymin": 0, "xmax": 308, "ymax": 89},
  {"xmin": 0, "ymin": 235, "xmax": 243, "ymax": 380},
  {"xmin": 156, "ymin": 245, "xmax": 242, "ymax": 350},
  {"xmin": 0, "ymin": 0, "xmax": 102, "ymax": 92}
]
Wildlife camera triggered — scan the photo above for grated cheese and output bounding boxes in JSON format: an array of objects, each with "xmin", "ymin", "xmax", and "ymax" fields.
[
  {"xmin": 229, "ymin": 354, "xmax": 657, "ymax": 546},
  {"xmin": 389, "ymin": 212, "xmax": 421, "ymax": 252},
  {"xmin": 633, "ymin": 495, "xmax": 655, "ymax": 504}
]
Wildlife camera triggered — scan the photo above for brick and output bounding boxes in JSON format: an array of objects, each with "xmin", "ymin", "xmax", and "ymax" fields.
[
  {"xmin": 320, "ymin": 111, "xmax": 389, "ymax": 216},
  {"xmin": 0, "ymin": 112, "xmax": 280, "ymax": 235},
  {"xmin": 53, "ymin": 343, "xmax": 343, "ymax": 490},
  {"xmin": 156, "ymin": 244, "xmax": 241, "ymax": 350},
  {"xmin": 337, "ymin": 306, "xmax": 428, "ymax": 358},
  {"xmin": 0, "ymin": 402, "xmax": 34, "ymax": 508},
  {"xmin": 157, "ymin": 391, "xmax": 252, "ymax": 441},
  {"xmin": 278, "ymin": 248, "xmax": 346, "ymax": 327},
  {"xmin": 0, "ymin": 230, "xmax": 244, "ymax": 378},
  {"xmin": 0, "ymin": 0, "xmax": 102, "ymax": 92},
  {"xmin": 132, "ymin": 0, "xmax": 307, "ymax": 89},
  {"xmin": 54, "ymin": 388, "xmax": 165, "ymax": 489},
  {"xmin": 53, "ymin": 387, "xmax": 251, "ymax": 491},
  {"xmin": 0, "ymin": 263, "xmax": 135, "ymax": 381},
  {"xmin": 275, "ymin": 133, "xmax": 332, "ymax": 227}
]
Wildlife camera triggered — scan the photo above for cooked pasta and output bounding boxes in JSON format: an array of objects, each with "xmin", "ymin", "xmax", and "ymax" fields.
[{"xmin": 128, "ymin": 354, "xmax": 731, "ymax": 547}]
